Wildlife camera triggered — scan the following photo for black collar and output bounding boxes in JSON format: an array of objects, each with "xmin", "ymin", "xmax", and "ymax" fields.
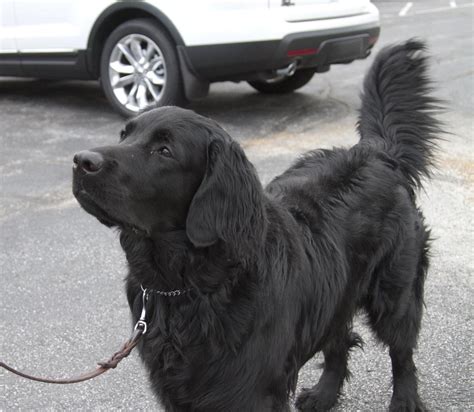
[
  {"xmin": 141, "ymin": 284, "xmax": 192, "ymax": 297},
  {"xmin": 134, "ymin": 285, "xmax": 192, "ymax": 334}
]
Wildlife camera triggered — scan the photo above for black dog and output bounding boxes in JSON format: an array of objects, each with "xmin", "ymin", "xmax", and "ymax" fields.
[{"xmin": 73, "ymin": 40, "xmax": 440, "ymax": 411}]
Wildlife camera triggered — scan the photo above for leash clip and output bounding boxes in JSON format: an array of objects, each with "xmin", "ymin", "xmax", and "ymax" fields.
[{"xmin": 134, "ymin": 286, "xmax": 149, "ymax": 335}]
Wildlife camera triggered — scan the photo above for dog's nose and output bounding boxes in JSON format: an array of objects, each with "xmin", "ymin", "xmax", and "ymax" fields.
[{"xmin": 73, "ymin": 150, "xmax": 104, "ymax": 173}]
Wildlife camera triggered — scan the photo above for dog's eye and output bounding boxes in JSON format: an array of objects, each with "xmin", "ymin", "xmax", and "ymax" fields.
[
  {"xmin": 119, "ymin": 130, "xmax": 126, "ymax": 141},
  {"xmin": 152, "ymin": 147, "xmax": 172, "ymax": 157}
]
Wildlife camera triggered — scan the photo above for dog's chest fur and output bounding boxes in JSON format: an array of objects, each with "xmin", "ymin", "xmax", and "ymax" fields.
[{"xmin": 120, "ymin": 231, "xmax": 280, "ymax": 410}]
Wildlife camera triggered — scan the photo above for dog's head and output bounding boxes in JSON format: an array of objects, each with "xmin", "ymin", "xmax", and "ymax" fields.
[{"xmin": 72, "ymin": 106, "xmax": 266, "ymax": 249}]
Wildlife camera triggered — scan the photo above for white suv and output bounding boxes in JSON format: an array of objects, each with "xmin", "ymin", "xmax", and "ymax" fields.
[{"xmin": 0, "ymin": 0, "xmax": 380, "ymax": 117}]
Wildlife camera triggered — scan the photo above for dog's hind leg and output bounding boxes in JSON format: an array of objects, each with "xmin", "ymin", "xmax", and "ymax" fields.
[
  {"xmin": 366, "ymin": 233, "xmax": 429, "ymax": 412},
  {"xmin": 367, "ymin": 289, "xmax": 427, "ymax": 411},
  {"xmin": 295, "ymin": 327, "xmax": 362, "ymax": 411},
  {"xmin": 388, "ymin": 346, "xmax": 426, "ymax": 412}
]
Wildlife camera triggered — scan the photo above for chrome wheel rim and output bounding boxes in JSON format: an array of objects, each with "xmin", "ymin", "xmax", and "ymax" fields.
[{"xmin": 108, "ymin": 34, "xmax": 166, "ymax": 113}]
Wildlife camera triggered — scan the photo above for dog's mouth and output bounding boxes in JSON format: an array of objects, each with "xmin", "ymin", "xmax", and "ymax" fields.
[
  {"xmin": 73, "ymin": 185, "xmax": 119, "ymax": 228},
  {"xmin": 72, "ymin": 168, "xmax": 121, "ymax": 226},
  {"xmin": 73, "ymin": 175, "xmax": 146, "ymax": 234}
]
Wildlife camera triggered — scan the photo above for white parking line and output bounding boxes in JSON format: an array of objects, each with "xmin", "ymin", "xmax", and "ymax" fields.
[
  {"xmin": 390, "ymin": 2, "xmax": 473, "ymax": 19},
  {"xmin": 413, "ymin": 2, "xmax": 473, "ymax": 15},
  {"xmin": 399, "ymin": 2, "xmax": 413, "ymax": 16}
]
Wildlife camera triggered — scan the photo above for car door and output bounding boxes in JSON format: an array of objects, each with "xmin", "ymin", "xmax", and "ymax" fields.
[
  {"xmin": 12, "ymin": 0, "xmax": 114, "ymax": 78},
  {"xmin": 0, "ymin": 0, "xmax": 21, "ymax": 75},
  {"xmin": 13, "ymin": 0, "xmax": 89, "ymax": 52}
]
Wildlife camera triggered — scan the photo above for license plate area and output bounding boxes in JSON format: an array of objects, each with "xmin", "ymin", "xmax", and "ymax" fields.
[{"xmin": 319, "ymin": 35, "xmax": 369, "ymax": 64}]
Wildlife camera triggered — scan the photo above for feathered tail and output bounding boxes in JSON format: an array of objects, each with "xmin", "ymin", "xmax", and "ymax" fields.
[{"xmin": 358, "ymin": 39, "xmax": 443, "ymax": 188}]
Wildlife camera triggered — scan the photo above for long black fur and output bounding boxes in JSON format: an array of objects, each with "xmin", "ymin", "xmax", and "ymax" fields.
[{"xmin": 73, "ymin": 40, "xmax": 441, "ymax": 411}]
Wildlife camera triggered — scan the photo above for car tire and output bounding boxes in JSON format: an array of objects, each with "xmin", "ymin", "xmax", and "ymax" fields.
[
  {"xmin": 247, "ymin": 68, "xmax": 315, "ymax": 94},
  {"xmin": 100, "ymin": 18, "xmax": 185, "ymax": 117}
]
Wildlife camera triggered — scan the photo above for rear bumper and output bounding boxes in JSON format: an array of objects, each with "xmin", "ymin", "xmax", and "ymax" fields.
[{"xmin": 182, "ymin": 23, "xmax": 380, "ymax": 82}]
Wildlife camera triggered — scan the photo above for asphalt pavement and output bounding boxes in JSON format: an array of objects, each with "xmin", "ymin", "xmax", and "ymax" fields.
[{"xmin": 1, "ymin": 1, "xmax": 473, "ymax": 411}]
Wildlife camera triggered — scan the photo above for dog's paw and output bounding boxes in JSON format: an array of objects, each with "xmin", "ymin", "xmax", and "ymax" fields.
[
  {"xmin": 295, "ymin": 386, "xmax": 338, "ymax": 411},
  {"xmin": 389, "ymin": 396, "xmax": 427, "ymax": 412}
]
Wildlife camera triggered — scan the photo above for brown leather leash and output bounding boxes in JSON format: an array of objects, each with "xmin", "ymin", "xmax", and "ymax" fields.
[
  {"xmin": 0, "ymin": 287, "xmax": 151, "ymax": 384},
  {"xmin": 0, "ymin": 327, "xmax": 143, "ymax": 384}
]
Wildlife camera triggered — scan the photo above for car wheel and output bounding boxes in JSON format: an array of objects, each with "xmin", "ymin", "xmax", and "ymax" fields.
[
  {"xmin": 100, "ymin": 18, "xmax": 185, "ymax": 117},
  {"xmin": 248, "ymin": 68, "xmax": 315, "ymax": 94}
]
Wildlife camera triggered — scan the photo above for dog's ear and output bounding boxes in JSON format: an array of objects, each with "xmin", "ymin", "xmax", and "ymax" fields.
[{"xmin": 186, "ymin": 139, "xmax": 266, "ymax": 253}]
